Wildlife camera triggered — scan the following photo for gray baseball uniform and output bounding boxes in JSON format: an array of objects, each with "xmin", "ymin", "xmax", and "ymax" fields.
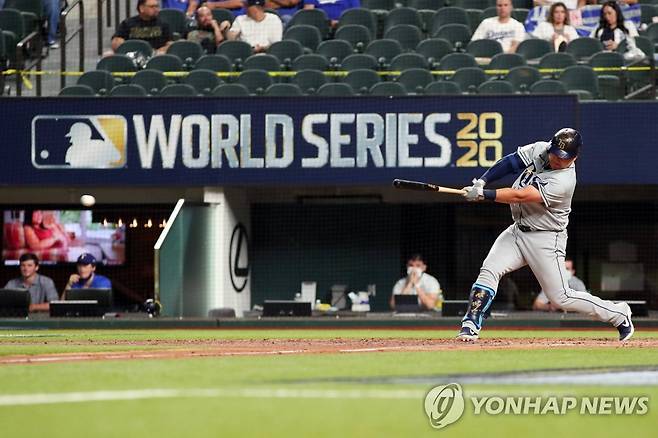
[{"xmin": 472, "ymin": 142, "xmax": 629, "ymax": 326}]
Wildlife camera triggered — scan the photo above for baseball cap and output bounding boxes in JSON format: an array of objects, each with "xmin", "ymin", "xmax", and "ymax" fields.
[
  {"xmin": 77, "ymin": 253, "xmax": 97, "ymax": 265},
  {"xmin": 246, "ymin": 0, "xmax": 265, "ymax": 6}
]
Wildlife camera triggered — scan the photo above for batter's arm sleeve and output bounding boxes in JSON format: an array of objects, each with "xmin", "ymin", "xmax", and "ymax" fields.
[{"xmin": 479, "ymin": 152, "xmax": 526, "ymax": 185}]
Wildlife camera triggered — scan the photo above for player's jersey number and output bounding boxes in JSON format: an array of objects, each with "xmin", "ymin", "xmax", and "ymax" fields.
[{"xmin": 455, "ymin": 112, "xmax": 503, "ymax": 167}]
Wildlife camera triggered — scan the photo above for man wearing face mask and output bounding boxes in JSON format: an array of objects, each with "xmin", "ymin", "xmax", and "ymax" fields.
[
  {"xmin": 390, "ymin": 254, "xmax": 443, "ymax": 311},
  {"xmin": 533, "ymin": 258, "xmax": 586, "ymax": 311},
  {"xmin": 64, "ymin": 253, "xmax": 112, "ymax": 294}
]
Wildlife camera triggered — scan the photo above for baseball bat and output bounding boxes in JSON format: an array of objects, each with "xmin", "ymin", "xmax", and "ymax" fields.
[{"xmin": 392, "ymin": 179, "xmax": 466, "ymax": 195}]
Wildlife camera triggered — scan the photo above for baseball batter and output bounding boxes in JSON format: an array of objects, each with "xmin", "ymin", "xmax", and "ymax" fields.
[{"xmin": 457, "ymin": 128, "xmax": 634, "ymax": 342}]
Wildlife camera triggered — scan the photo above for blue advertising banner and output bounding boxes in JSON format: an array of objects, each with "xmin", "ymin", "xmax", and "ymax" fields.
[{"xmin": 1, "ymin": 96, "xmax": 578, "ymax": 186}]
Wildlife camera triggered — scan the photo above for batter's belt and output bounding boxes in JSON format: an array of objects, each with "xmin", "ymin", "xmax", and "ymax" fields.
[{"xmin": 516, "ymin": 223, "xmax": 564, "ymax": 233}]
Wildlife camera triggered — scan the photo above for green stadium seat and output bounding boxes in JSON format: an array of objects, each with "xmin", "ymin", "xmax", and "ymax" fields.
[
  {"xmin": 365, "ymin": 39, "xmax": 403, "ymax": 65},
  {"xmin": 466, "ymin": 39, "xmax": 503, "ymax": 59},
  {"xmin": 96, "ymin": 55, "xmax": 138, "ymax": 84},
  {"xmin": 538, "ymin": 52, "xmax": 576, "ymax": 78},
  {"xmin": 292, "ymin": 69, "xmax": 327, "ymax": 94},
  {"xmin": 370, "ymin": 81, "xmax": 407, "ymax": 96},
  {"xmin": 145, "ymin": 55, "xmax": 185, "ymax": 79},
  {"xmin": 466, "ymin": 9, "xmax": 483, "ymax": 34},
  {"xmin": 512, "ymin": 8, "xmax": 529, "ymax": 23},
  {"xmin": 217, "ymin": 41, "xmax": 253, "ymax": 66},
  {"xmin": 167, "ymin": 40, "xmax": 204, "ymax": 69},
  {"xmin": 451, "ymin": 66, "xmax": 487, "ymax": 93},
  {"xmin": 383, "ymin": 24, "xmax": 423, "ymax": 51},
  {"xmin": 645, "ymin": 23, "xmax": 658, "ymax": 51},
  {"xmin": 4, "ymin": 0, "xmax": 41, "ymax": 33},
  {"xmin": 243, "ymin": 54, "xmax": 281, "ymax": 72},
  {"xmin": 425, "ymin": 80, "xmax": 462, "ymax": 95},
  {"xmin": 433, "ymin": 23, "xmax": 472, "ymax": 48},
  {"xmin": 488, "ymin": 53, "xmax": 525, "ymax": 71},
  {"xmin": 397, "ymin": 68, "xmax": 434, "ymax": 94},
  {"xmin": 505, "ymin": 65, "xmax": 541, "ymax": 92},
  {"xmin": 432, "ymin": 7, "xmax": 470, "ymax": 35},
  {"xmin": 408, "ymin": 0, "xmax": 444, "ymax": 9},
  {"xmin": 183, "ymin": 69, "xmax": 222, "ymax": 95},
  {"xmin": 58, "ymin": 84, "xmax": 95, "ymax": 96},
  {"xmin": 159, "ymin": 8, "xmax": 189, "ymax": 39},
  {"xmin": 530, "ymin": 79, "xmax": 568, "ymax": 94},
  {"xmin": 588, "ymin": 52, "xmax": 625, "ymax": 101},
  {"xmin": 109, "ymin": 84, "xmax": 148, "ymax": 97},
  {"xmin": 0, "ymin": 8, "xmax": 26, "ymax": 63},
  {"xmin": 480, "ymin": 6, "xmax": 497, "ymax": 20},
  {"xmin": 237, "ymin": 69, "xmax": 274, "ymax": 94},
  {"xmin": 416, "ymin": 38, "xmax": 453, "ymax": 69},
  {"xmin": 516, "ymin": 39, "xmax": 551, "ymax": 62},
  {"xmin": 384, "ymin": 7, "xmax": 422, "ymax": 32},
  {"xmin": 335, "ymin": 24, "xmax": 372, "ymax": 52},
  {"xmin": 289, "ymin": 9, "xmax": 330, "ymax": 40},
  {"xmin": 338, "ymin": 8, "xmax": 378, "ymax": 38},
  {"xmin": 212, "ymin": 83, "xmax": 250, "ymax": 96},
  {"xmin": 292, "ymin": 54, "xmax": 329, "ymax": 71},
  {"xmin": 559, "ymin": 65, "xmax": 599, "ymax": 100},
  {"xmin": 361, "ymin": 0, "xmax": 397, "ymax": 11},
  {"xmin": 389, "ymin": 53, "xmax": 429, "ymax": 71},
  {"xmin": 438, "ymin": 52, "xmax": 478, "ymax": 72},
  {"xmin": 316, "ymin": 82, "xmax": 355, "ymax": 96},
  {"xmin": 454, "ymin": 0, "xmax": 492, "ymax": 9},
  {"xmin": 417, "ymin": 9, "xmax": 436, "ymax": 35},
  {"xmin": 265, "ymin": 83, "xmax": 304, "ymax": 96},
  {"xmin": 341, "ymin": 53, "xmax": 379, "ymax": 70},
  {"xmin": 194, "ymin": 54, "xmax": 233, "ymax": 72},
  {"xmin": 284, "ymin": 25, "xmax": 322, "ymax": 52},
  {"xmin": 160, "ymin": 83, "xmax": 197, "ymax": 96},
  {"xmin": 211, "ymin": 8, "xmax": 234, "ymax": 24},
  {"xmin": 317, "ymin": 40, "xmax": 354, "ymax": 64},
  {"xmin": 77, "ymin": 70, "xmax": 116, "ymax": 96},
  {"xmin": 132, "ymin": 69, "xmax": 168, "ymax": 95},
  {"xmin": 116, "ymin": 40, "xmax": 154, "ymax": 58},
  {"xmin": 343, "ymin": 68, "xmax": 381, "ymax": 94},
  {"xmin": 566, "ymin": 37, "xmax": 604, "ymax": 61},
  {"xmin": 268, "ymin": 40, "xmax": 305, "ymax": 67},
  {"xmin": 640, "ymin": 4, "xmax": 658, "ymax": 25},
  {"xmin": 478, "ymin": 79, "xmax": 515, "ymax": 94}
]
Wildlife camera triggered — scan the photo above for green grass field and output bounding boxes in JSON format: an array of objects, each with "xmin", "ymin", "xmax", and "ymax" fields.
[{"xmin": 0, "ymin": 329, "xmax": 656, "ymax": 437}]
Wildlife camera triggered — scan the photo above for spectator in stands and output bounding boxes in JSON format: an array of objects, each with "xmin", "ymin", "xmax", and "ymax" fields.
[
  {"xmin": 65, "ymin": 253, "xmax": 112, "ymax": 291},
  {"xmin": 304, "ymin": 0, "xmax": 360, "ymax": 27},
  {"xmin": 188, "ymin": 5, "xmax": 224, "ymax": 52},
  {"xmin": 532, "ymin": 2, "xmax": 579, "ymax": 52},
  {"xmin": 390, "ymin": 254, "xmax": 443, "ymax": 311},
  {"xmin": 43, "ymin": 0, "xmax": 61, "ymax": 49},
  {"xmin": 4, "ymin": 253, "xmax": 58, "ymax": 312},
  {"xmin": 222, "ymin": 0, "xmax": 283, "ymax": 52},
  {"xmin": 111, "ymin": 0, "xmax": 173, "ymax": 54},
  {"xmin": 591, "ymin": 0, "xmax": 638, "ymax": 52},
  {"xmin": 471, "ymin": 0, "xmax": 526, "ymax": 53},
  {"xmin": 533, "ymin": 258, "xmax": 587, "ymax": 311},
  {"xmin": 24, "ymin": 210, "xmax": 70, "ymax": 251},
  {"xmin": 162, "ymin": 0, "xmax": 198, "ymax": 16},
  {"xmin": 265, "ymin": 0, "xmax": 302, "ymax": 24}
]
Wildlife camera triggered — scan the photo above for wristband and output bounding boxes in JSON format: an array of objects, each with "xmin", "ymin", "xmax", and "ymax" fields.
[{"xmin": 483, "ymin": 189, "xmax": 496, "ymax": 201}]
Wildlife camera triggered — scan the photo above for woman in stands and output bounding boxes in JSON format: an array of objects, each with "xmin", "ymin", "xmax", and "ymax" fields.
[
  {"xmin": 532, "ymin": 2, "xmax": 579, "ymax": 52},
  {"xmin": 591, "ymin": 0, "xmax": 638, "ymax": 51}
]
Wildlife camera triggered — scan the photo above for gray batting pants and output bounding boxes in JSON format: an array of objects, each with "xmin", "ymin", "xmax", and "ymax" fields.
[{"xmin": 475, "ymin": 223, "xmax": 628, "ymax": 327}]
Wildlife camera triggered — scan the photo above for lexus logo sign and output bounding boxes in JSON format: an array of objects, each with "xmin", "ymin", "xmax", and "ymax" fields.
[{"xmin": 229, "ymin": 223, "xmax": 249, "ymax": 292}]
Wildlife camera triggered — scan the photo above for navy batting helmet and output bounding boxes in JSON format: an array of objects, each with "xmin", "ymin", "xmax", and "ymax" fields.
[{"xmin": 548, "ymin": 128, "xmax": 582, "ymax": 159}]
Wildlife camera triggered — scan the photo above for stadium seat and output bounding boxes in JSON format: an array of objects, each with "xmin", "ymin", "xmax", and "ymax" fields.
[
  {"xmin": 289, "ymin": 9, "xmax": 330, "ymax": 40},
  {"xmin": 618, "ymin": 36, "xmax": 653, "ymax": 92},
  {"xmin": 159, "ymin": 8, "xmax": 188, "ymax": 39},
  {"xmin": 77, "ymin": 70, "xmax": 115, "ymax": 96},
  {"xmin": 160, "ymin": 83, "xmax": 197, "ymax": 96},
  {"xmin": 109, "ymin": 84, "xmax": 148, "ymax": 97},
  {"xmin": 0, "ymin": 8, "xmax": 26, "ymax": 62},
  {"xmin": 559, "ymin": 65, "xmax": 599, "ymax": 100},
  {"xmin": 292, "ymin": 69, "xmax": 327, "ymax": 94},
  {"xmin": 212, "ymin": 83, "xmax": 250, "ymax": 96},
  {"xmin": 425, "ymin": 80, "xmax": 462, "ymax": 95},
  {"xmin": 383, "ymin": 24, "xmax": 423, "ymax": 52},
  {"xmin": 530, "ymin": 79, "xmax": 568, "ymax": 94},
  {"xmin": 369, "ymin": 81, "xmax": 407, "ymax": 96},
  {"xmin": 365, "ymin": 39, "xmax": 403, "ymax": 65},
  {"xmin": 211, "ymin": 8, "xmax": 234, "ymax": 25},
  {"xmin": 512, "ymin": 8, "xmax": 529, "ymax": 23},
  {"xmin": 451, "ymin": 66, "xmax": 487, "ymax": 93},
  {"xmin": 588, "ymin": 52, "xmax": 625, "ymax": 101},
  {"xmin": 417, "ymin": 9, "xmax": 436, "ymax": 35},
  {"xmin": 4, "ymin": 0, "xmax": 42, "ymax": 32},
  {"xmin": 145, "ymin": 55, "xmax": 185, "ymax": 81},
  {"xmin": 453, "ymin": 0, "xmax": 492, "ymax": 9},
  {"xmin": 132, "ymin": 69, "xmax": 168, "ymax": 95},
  {"xmin": 183, "ymin": 69, "xmax": 222, "ymax": 95},
  {"xmin": 488, "ymin": 53, "xmax": 525, "ymax": 71},
  {"xmin": 515, "ymin": 39, "xmax": 551, "ymax": 62},
  {"xmin": 640, "ymin": 4, "xmax": 658, "ymax": 26},
  {"xmin": 361, "ymin": 0, "xmax": 396, "ymax": 11},
  {"xmin": 478, "ymin": 80, "xmax": 515, "ymax": 94},
  {"xmin": 416, "ymin": 38, "xmax": 453, "ymax": 69},
  {"xmin": 116, "ymin": 40, "xmax": 154, "ymax": 58},
  {"xmin": 389, "ymin": 53, "xmax": 429, "ymax": 71},
  {"xmin": 58, "ymin": 84, "xmax": 95, "ymax": 96},
  {"xmin": 316, "ymin": 82, "xmax": 355, "ymax": 96},
  {"xmin": 466, "ymin": 39, "xmax": 503, "ymax": 59},
  {"xmin": 480, "ymin": 6, "xmax": 497, "ymax": 20},
  {"xmin": 343, "ymin": 68, "xmax": 381, "ymax": 94},
  {"xmin": 433, "ymin": 24, "xmax": 472, "ymax": 48},
  {"xmin": 337, "ymin": 8, "xmax": 377, "ymax": 38},
  {"xmin": 265, "ymin": 83, "xmax": 304, "ymax": 96},
  {"xmin": 96, "ymin": 55, "xmax": 138, "ymax": 84},
  {"xmin": 384, "ymin": 7, "xmax": 422, "ymax": 32},
  {"xmin": 644, "ymin": 23, "xmax": 658, "ymax": 51},
  {"xmin": 505, "ymin": 65, "xmax": 541, "ymax": 92},
  {"xmin": 431, "ymin": 7, "xmax": 470, "ymax": 36},
  {"xmin": 317, "ymin": 40, "xmax": 354, "ymax": 64},
  {"xmin": 268, "ymin": 40, "xmax": 305, "ymax": 67},
  {"xmin": 194, "ymin": 54, "xmax": 233, "ymax": 72},
  {"xmin": 409, "ymin": 0, "xmax": 444, "ymax": 9},
  {"xmin": 236, "ymin": 69, "xmax": 274, "ymax": 94},
  {"xmin": 466, "ymin": 9, "xmax": 483, "ymax": 34},
  {"xmin": 397, "ymin": 68, "xmax": 434, "ymax": 94},
  {"xmin": 284, "ymin": 25, "xmax": 322, "ymax": 52},
  {"xmin": 167, "ymin": 40, "xmax": 204, "ymax": 69},
  {"xmin": 243, "ymin": 54, "xmax": 281, "ymax": 72},
  {"xmin": 626, "ymin": 35, "xmax": 654, "ymax": 60},
  {"xmin": 438, "ymin": 52, "xmax": 478, "ymax": 72},
  {"xmin": 538, "ymin": 52, "xmax": 576, "ymax": 78},
  {"xmin": 335, "ymin": 24, "xmax": 372, "ymax": 52},
  {"xmin": 217, "ymin": 41, "xmax": 253, "ymax": 67},
  {"xmin": 341, "ymin": 53, "xmax": 379, "ymax": 70},
  {"xmin": 292, "ymin": 54, "xmax": 329, "ymax": 71},
  {"xmin": 566, "ymin": 37, "xmax": 604, "ymax": 60}
]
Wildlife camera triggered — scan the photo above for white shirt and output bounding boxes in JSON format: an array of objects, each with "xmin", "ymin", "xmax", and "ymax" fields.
[
  {"xmin": 392, "ymin": 272, "xmax": 441, "ymax": 297},
  {"xmin": 590, "ymin": 20, "xmax": 639, "ymax": 42},
  {"xmin": 472, "ymin": 17, "xmax": 526, "ymax": 52},
  {"xmin": 532, "ymin": 22, "xmax": 579, "ymax": 42},
  {"xmin": 230, "ymin": 13, "xmax": 283, "ymax": 49}
]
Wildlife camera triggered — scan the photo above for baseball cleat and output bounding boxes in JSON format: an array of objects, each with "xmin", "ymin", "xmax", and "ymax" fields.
[
  {"xmin": 456, "ymin": 324, "xmax": 479, "ymax": 342},
  {"xmin": 616, "ymin": 303, "xmax": 634, "ymax": 342}
]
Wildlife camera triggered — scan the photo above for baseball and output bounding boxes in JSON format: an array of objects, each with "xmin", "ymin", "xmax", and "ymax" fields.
[{"xmin": 80, "ymin": 194, "xmax": 96, "ymax": 207}]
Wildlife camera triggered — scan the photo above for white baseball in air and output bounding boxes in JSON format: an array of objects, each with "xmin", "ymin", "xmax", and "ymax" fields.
[{"xmin": 80, "ymin": 194, "xmax": 96, "ymax": 207}]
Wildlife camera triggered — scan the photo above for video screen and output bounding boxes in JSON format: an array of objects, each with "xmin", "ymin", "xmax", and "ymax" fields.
[{"xmin": 2, "ymin": 210, "xmax": 125, "ymax": 265}]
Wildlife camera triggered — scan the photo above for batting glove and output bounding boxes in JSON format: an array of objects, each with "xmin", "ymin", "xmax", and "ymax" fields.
[{"xmin": 462, "ymin": 178, "xmax": 485, "ymax": 202}]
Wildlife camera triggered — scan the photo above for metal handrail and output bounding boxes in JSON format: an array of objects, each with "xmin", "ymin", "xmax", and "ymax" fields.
[
  {"xmin": 15, "ymin": 30, "xmax": 42, "ymax": 96},
  {"xmin": 97, "ymin": 0, "xmax": 113, "ymax": 55},
  {"xmin": 60, "ymin": 0, "xmax": 85, "ymax": 90}
]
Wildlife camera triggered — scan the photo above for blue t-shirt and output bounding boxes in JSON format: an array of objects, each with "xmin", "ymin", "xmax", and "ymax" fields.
[
  {"xmin": 306, "ymin": 0, "xmax": 360, "ymax": 21},
  {"xmin": 162, "ymin": 0, "xmax": 190, "ymax": 12},
  {"xmin": 70, "ymin": 274, "xmax": 112, "ymax": 290}
]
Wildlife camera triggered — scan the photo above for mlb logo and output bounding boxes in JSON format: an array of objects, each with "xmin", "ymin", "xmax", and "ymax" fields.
[{"xmin": 31, "ymin": 115, "xmax": 127, "ymax": 169}]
